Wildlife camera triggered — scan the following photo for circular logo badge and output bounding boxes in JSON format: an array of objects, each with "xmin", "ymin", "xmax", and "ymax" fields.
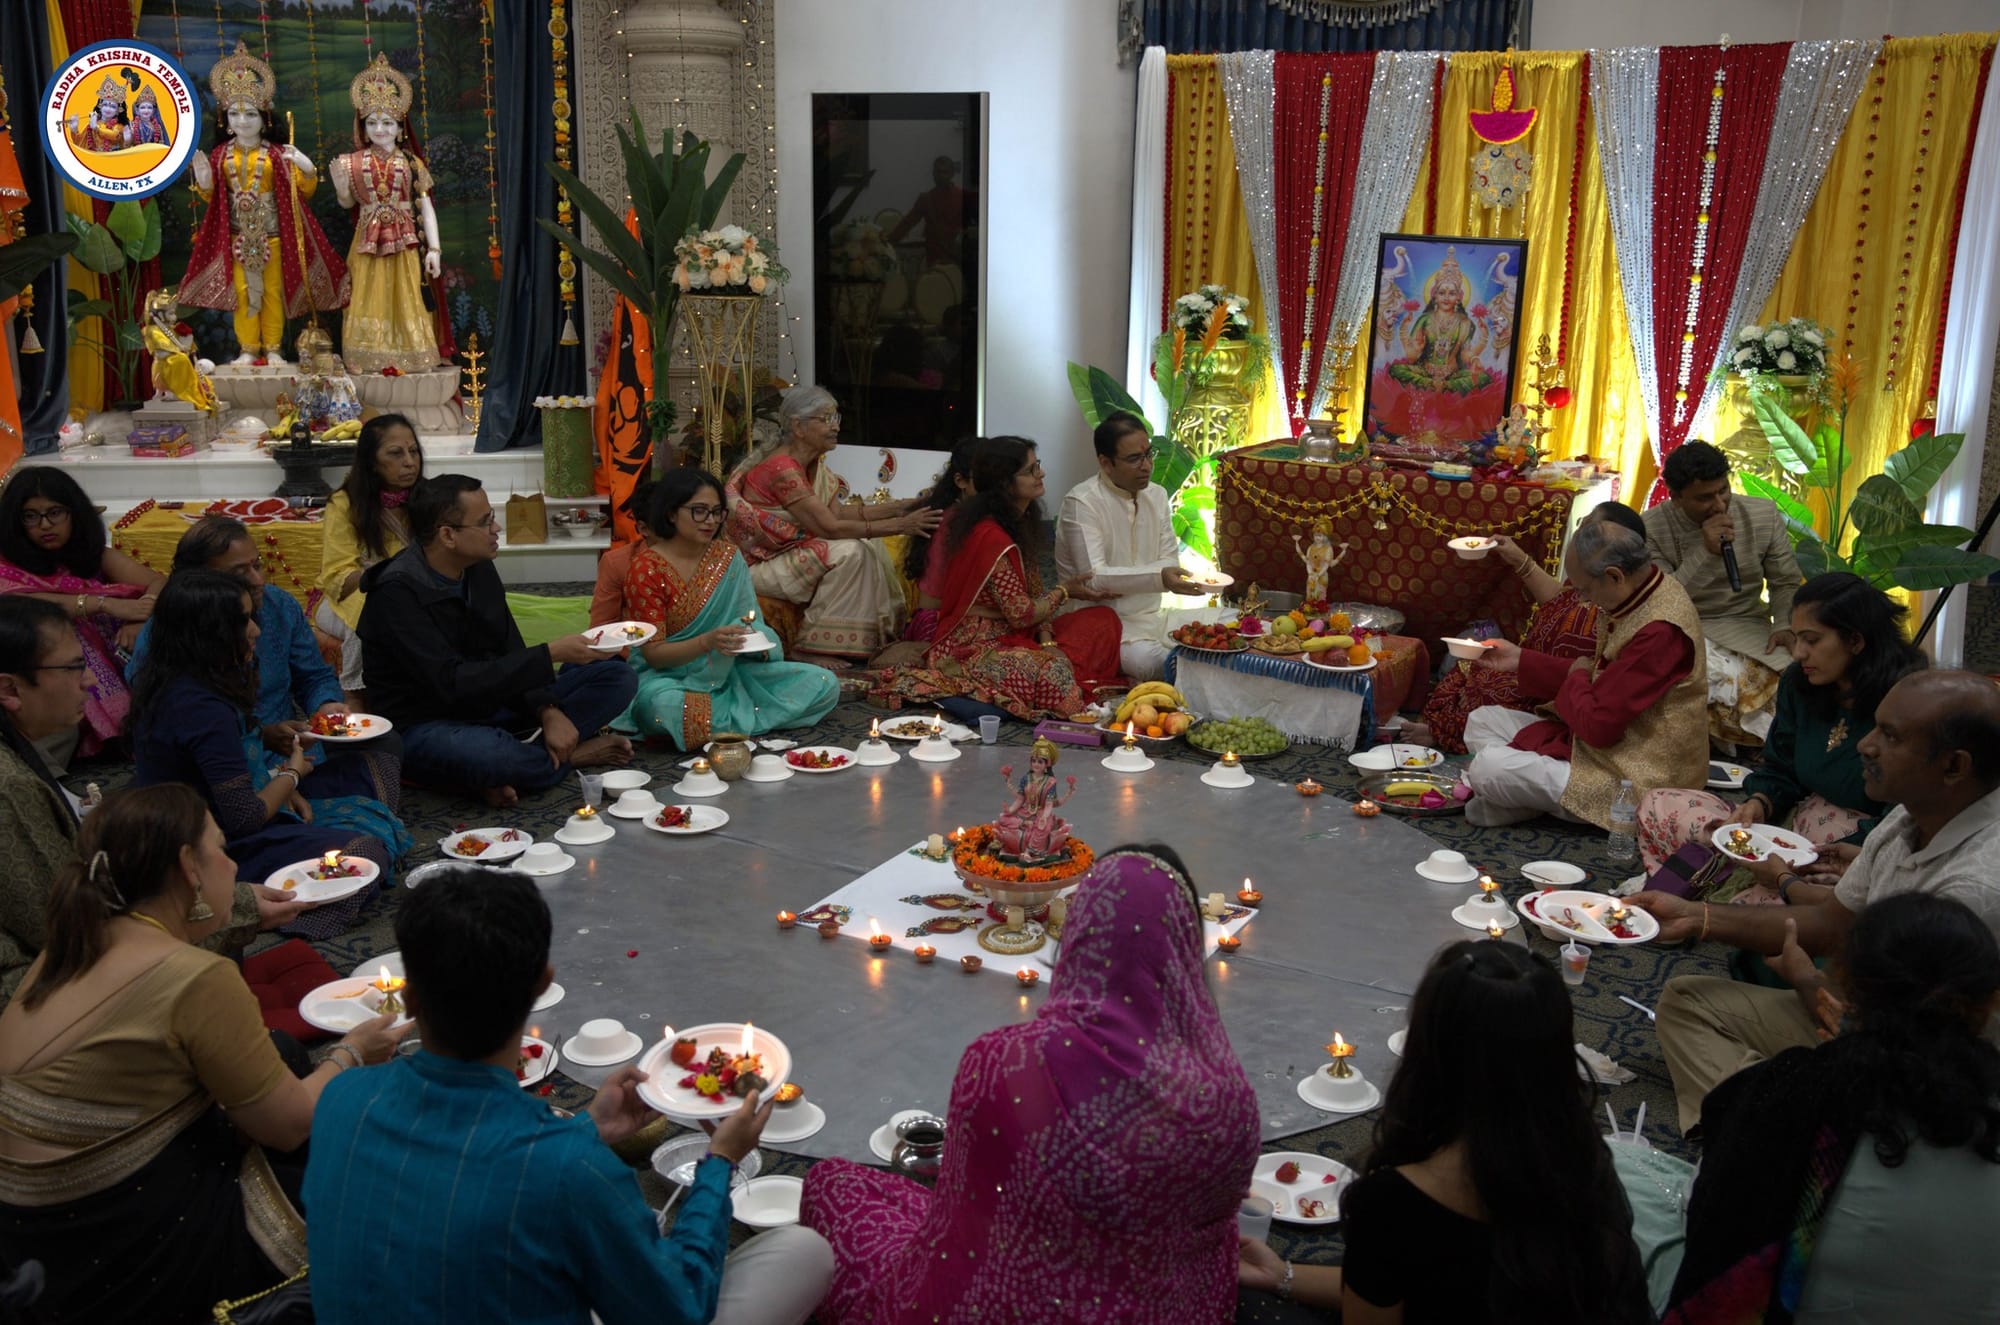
[{"xmin": 41, "ymin": 41, "xmax": 201, "ymax": 201}]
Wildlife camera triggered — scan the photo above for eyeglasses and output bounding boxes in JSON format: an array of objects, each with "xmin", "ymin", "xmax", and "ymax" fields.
[
  {"xmin": 20, "ymin": 507, "xmax": 70, "ymax": 528},
  {"xmin": 683, "ymin": 504, "xmax": 726, "ymax": 523},
  {"xmin": 1117, "ymin": 448, "xmax": 1160, "ymax": 465},
  {"xmin": 810, "ymin": 412, "xmax": 842, "ymax": 426},
  {"xmin": 1022, "ymin": 464, "xmax": 1045, "ymax": 478},
  {"xmin": 447, "ymin": 515, "xmax": 500, "ymax": 532}
]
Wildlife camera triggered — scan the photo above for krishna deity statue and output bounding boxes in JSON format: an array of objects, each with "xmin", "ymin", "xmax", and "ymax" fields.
[
  {"xmin": 180, "ymin": 41, "xmax": 348, "ymax": 366},
  {"xmin": 329, "ymin": 54, "xmax": 446, "ymax": 374}
]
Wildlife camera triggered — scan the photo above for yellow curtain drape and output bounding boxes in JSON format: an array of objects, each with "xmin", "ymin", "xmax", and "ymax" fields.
[
  {"xmin": 1755, "ymin": 33, "xmax": 1997, "ymax": 546},
  {"xmin": 1162, "ymin": 55, "xmax": 1285, "ymax": 444},
  {"xmin": 1371, "ymin": 50, "xmax": 1653, "ymax": 498},
  {"xmin": 45, "ymin": 0, "xmax": 104, "ymax": 416}
]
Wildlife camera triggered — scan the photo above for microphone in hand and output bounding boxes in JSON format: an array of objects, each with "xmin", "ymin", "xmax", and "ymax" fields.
[{"xmin": 1720, "ymin": 535, "xmax": 1742, "ymax": 593}]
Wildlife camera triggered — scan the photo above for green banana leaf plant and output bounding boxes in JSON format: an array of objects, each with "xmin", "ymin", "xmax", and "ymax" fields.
[
  {"xmin": 541, "ymin": 113, "xmax": 744, "ymax": 446},
  {"xmin": 1738, "ymin": 374, "xmax": 2000, "ymax": 591},
  {"xmin": 65, "ymin": 200, "xmax": 160, "ymax": 401},
  {"xmin": 0, "ymin": 232, "xmax": 79, "ymax": 304},
  {"xmin": 1066, "ymin": 362, "xmax": 1218, "ymax": 564}
]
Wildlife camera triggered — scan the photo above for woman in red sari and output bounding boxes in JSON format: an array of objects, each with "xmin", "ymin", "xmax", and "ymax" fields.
[
  {"xmin": 1409, "ymin": 502, "xmax": 1645, "ymax": 753},
  {"xmin": 870, "ymin": 438, "xmax": 1121, "ymax": 720}
]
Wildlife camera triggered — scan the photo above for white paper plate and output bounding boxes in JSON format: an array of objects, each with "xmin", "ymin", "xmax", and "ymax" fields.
[
  {"xmin": 298, "ymin": 976, "xmax": 413, "ymax": 1035},
  {"xmin": 1441, "ymin": 635, "xmax": 1494, "ymax": 661},
  {"xmin": 1387, "ymin": 1028, "xmax": 1407, "ymax": 1057},
  {"xmin": 350, "ymin": 951, "xmax": 402, "ymax": 980},
  {"xmin": 263, "ymin": 855, "xmax": 380, "ymax": 904},
  {"xmin": 607, "ymin": 797, "xmax": 663, "ymax": 819},
  {"xmin": 761, "ymin": 1098, "xmax": 827, "ymax": 1145},
  {"xmin": 733, "ymin": 1175, "xmax": 803, "ymax": 1228},
  {"xmin": 784, "ymin": 747, "xmax": 855, "ymax": 773},
  {"xmin": 1304, "ymin": 653, "xmax": 1378, "ymax": 674},
  {"xmin": 1348, "ymin": 744, "xmax": 1442, "ymax": 772},
  {"xmin": 645, "ymin": 804, "xmax": 730, "ymax": 836},
  {"xmin": 587, "ymin": 621, "xmax": 656, "ymax": 651},
  {"xmin": 730, "ymin": 632, "xmax": 776, "ymax": 654},
  {"xmin": 1711, "ymin": 823, "xmax": 1817, "ymax": 868},
  {"xmin": 437, "ymin": 827, "xmax": 531, "ymax": 863},
  {"xmin": 307, "ymin": 712, "xmax": 394, "ymax": 743},
  {"xmin": 879, "ymin": 716, "xmax": 976, "ymax": 743},
  {"xmin": 554, "ymin": 820, "xmax": 616, "ymax": 845},
  {"xmin": 515, "ymin": 851, "xmax": 576, "ymax": 877},
  {"xmin": 515, "ymin": 1035, "xmax": 558, "ymax": 1088},
  {"xmin": 1521, "ymin": 860, "xmax": 1588, "ymax": 887},
  {"xmin": 1253, "ymin": 1152, "xmax": 1357, "ymax": 1225},
  {"xmin": 598, "ymin": 769, "xmax": 652, "ymax": 792},
  {"xmin": 1707, "ymin": 760, "xmax": 1751, "ymax": 790},
  {"xmin": 1188, "ymin": 572, "xmax": 1235, "ymax": 591},
  {"xmin": 1447, "ymin": 537, "xmax": 1498, "ymax": 559},
  {"xmin": 635, "ymin": 1023, "xmax": 792, "ymax": 1122},
  {"xmin": 533, "ymin": 981, "xmax": 565, "ymax": 1012},
  {"xmin": 1516, "ymin": 889, "xmax": 1659, "ymax": 946},
  {"xmin": 1297, "ymin": 1069, "xmax": 1383, "ymax": 1114}
]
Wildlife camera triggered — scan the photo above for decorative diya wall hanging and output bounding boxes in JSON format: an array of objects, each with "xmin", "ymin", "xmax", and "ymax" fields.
[{"xmin": 1468, "ymin": 65, "xmax": 1539, "ymax": 223}]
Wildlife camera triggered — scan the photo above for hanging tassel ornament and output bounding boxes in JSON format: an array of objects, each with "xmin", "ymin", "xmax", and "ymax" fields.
[
  {"xmin": 18, "ymin": 313, "xmax": 42, "ymax": 356},
  {"xmin": 559, "ymin": 311, "xmax": 579, "ymax": 346}
]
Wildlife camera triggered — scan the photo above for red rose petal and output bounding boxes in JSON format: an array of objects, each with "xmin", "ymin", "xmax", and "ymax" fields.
[{"xmin": 627, "ymin": 950, "xmax": 639, "ymax": 958}]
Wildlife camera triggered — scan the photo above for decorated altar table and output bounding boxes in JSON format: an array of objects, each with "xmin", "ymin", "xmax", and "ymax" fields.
[
  {"xmin": 1165, "ymin": 634, "xmax": 1430, "ymax": 754},
  {"xmin": 1215, "ymin": 442, "xmax": 1618, "ymax": 647}
]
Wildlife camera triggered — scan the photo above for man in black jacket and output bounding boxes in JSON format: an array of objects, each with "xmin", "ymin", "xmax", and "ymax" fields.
[{"xmin": 358, "ymin": 475, "xmax": 637, "ymax": 806}]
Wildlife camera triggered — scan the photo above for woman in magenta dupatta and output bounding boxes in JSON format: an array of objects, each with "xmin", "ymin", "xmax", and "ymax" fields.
[
  {"xmin": 0, "ymin": 468, "xmax": 164, "ymax": 761},
  {"xmin": 801, "ymin": 847, "xmax": 1261, "ymax": 1323}
]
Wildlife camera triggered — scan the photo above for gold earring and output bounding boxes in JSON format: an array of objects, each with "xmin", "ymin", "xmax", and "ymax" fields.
[{"xmin": 186, "ymin": 894, "xmax": 215, "ymax": 924}]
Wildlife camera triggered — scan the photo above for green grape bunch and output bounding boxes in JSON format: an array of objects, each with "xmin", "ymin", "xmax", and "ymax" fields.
[{"xmin": 1188, "ymin": 716, "xmax": 1286, "ymax": 756}]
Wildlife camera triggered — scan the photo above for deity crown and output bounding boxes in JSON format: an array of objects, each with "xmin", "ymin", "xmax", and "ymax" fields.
[
  {"xmin": 210, "ymin": 39, "xmax": 276, "ymax": 111},
  {"xmin": 134, "ymin": 84, "xmax": 158, "ymax": 111},
  {"xmin": 1429, "ymin": 246, "xmax": 1467, "ymax": 301},
  {"xmin": 350, "ymin": 53, "xmax": 412, "ymax": 119},
  {"xmin": 1030, "ymin": 737, "xmax": 1061, "ymax": 767},
  {"xmin": 1311, "ymin": 515, "xmax": 1333, "ymax": 537}
]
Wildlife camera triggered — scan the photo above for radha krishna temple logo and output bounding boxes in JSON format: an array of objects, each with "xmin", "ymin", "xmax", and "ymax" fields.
[{"xmin": 40, "ymin": 40, "xmax": 201, "ymax": 201}]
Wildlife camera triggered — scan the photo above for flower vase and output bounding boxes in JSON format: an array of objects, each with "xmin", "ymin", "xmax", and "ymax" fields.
[
  {"xmin": 1171, "ymin": 339, "xmax": 1252, "ymax": 459},
  {"xmin": 680, "ymin": 293, "xmax": 763, "ymax": 476},
  {"xmin": 538, "ymin": 402, "xmax": 596, "ymax": 498},
  {"xmin": 1718, "ymin": 372, "xmax": 1814, "ymax": 494}
]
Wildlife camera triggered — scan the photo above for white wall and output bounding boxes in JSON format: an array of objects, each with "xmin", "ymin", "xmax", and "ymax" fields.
[
  {"xmin": 775, "ymin": 0, "xmax": 1136, "ymax": 502},
  {"xmin": 1530, "ymin": 0, "xmax": 1999, "ymax": 49}
]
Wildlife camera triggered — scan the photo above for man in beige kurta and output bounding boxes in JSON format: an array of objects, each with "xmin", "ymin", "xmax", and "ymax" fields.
[{"xmin": 1643, "ymin": 440, "xmax": 1803, "ymax": 744}]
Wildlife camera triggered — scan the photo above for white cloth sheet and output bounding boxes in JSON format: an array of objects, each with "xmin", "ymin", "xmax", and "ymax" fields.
[
  {"xmin": 1125, "ymin": 47, "xmax": 1171, "ymax": 429},
  {"xmin": 1168, "ymin": 651, "xmax": 1370, "ymax": 752}
]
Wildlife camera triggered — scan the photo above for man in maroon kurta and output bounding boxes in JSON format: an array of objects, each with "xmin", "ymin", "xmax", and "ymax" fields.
[{"xmin": 1463, "ymin": 521, "xmax": 1709, "ymax": 829}]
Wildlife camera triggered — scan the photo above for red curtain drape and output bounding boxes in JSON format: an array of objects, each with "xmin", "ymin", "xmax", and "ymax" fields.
[
  {"xmin": 1272, "ymin": 52, "xmax": 1376, "ymax": 427},
  {"xmin": 1647, "ymin": 41, "xmax": 1790, "ymax": 500},
  {"xmin": 59, "ymin": 0, "xmax": 162, "ymax": 400}
]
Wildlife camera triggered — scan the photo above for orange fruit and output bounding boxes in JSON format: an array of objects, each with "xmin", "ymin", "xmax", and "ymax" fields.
[
  {"xmin": 1146, "ymin": 724, "xmax": 1165, "ymax": 738},
  {"xmin": 1347, "ymin": 643, "xmax": 1371, "ymax": 664}
]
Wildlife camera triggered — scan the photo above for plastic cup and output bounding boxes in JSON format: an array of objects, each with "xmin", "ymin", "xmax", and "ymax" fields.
[
  {"xmin": 979, "ymin": 715, "xmax": 1001, "ymax": 744},
  {"xmin": 1238, "ymin": 1194, "xmax": 1275, "ymax": 1244},
  {"xmin": 1560, "ymin": 941, "xmax": 1590, "ymax": 987}
]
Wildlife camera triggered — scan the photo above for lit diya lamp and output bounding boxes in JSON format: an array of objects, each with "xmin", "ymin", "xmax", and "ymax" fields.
[
  {"xmin": 867, "ymin": 917, "xmax": 894, "ymax": 952},
  {"xmin": 911, "ymin": 716, "xmax": 959, "ymax": 763},
  {"xmin": 1015, "ymin": 966, "xmax": 1040, "ymax": 987},
  {"xmin": 960, "ymin": 955, "xmax": 983, "ymax": 974},
  {"xmin": 1215, "ymin": 933, "xmax": 1242, "ymax": 953},
  {"xmin": 1201, "ymin": 747, "xmax": 1253, "ymax": 788},
  {"xmin": 857, "ymin": 717, "xmax": 899, "ymax": 766},
  {"xmin": 1295, "ymin": 777, "xmax": 1323, "ymax": 798},
  {"xmin": 372, "ymin": 965, "xmax": 406, "ymax": 1018},
  {"xmin": 1353, "ymin": 798, "xmax": 1381, "ymax": 817},
  {"xmin": 817, "ymin": 919, "xmax": 842, "ymax": 939},
  {"xmin": 573, "ymin": 804, "xmax": 598, "ymax": 820},
  {"xmin": 1102, "ymin": 721, "xmax": 1154, "ymax": 772},
  {"xmin": 775, "ymin": 910, "xmax": 798, "ymax": 930},
  {"xmin": 320, "ymin": 849, "xmax": 343, "ymax": 875},
  {"xmin": 1487, "ymin": 918, "xmax": 1507, "ymax": 940},
  {"xmin": 1312, "ymin": 1032, "xmax": 1373, "ymax": 1110},
  {"xmin": 914, "ymin": 943, "xmax": 937, "ymax": 964},
  {"xmin": 1478, "ymin": 874, "xmax": 1502, "ymax": 906},
  {"xmin": 691, "ymin": 757, "xmax": 711, "ymax": 775},
  {"xmin": 773, "ymin": 1082, "xmax": 805, "ymax": 1106},
  {"xmin": 1236, "ymin": 878, "xmax": 1263, "ymax": 906}
]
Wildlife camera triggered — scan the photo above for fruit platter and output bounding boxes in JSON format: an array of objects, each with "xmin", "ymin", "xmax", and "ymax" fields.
[
  {"xmin": 636, "ymin": 1022, "xmax": 793, "ymax": 1122},
  {"xmin": 1096, "ymin": 682, "xmax": 1193, "ymax": 743},
  {"xmin": 1253, "ymin": 1152, "xmax": 1358, "ymax": 1226},
  {"xmin": 1185, "ymin": 716, "xmax": 1290, "ymax": 760},
  {"xmin": 786, "ymin": 748, "xmax": 852, "ymax": 772},
  {"xmin": 1171, "ymin": 621, "xmax": 1248, "ymax": 654},
  {"xmin": 1514, "ymin": 889, "xmax": 1660, "ymax": 946},
  {"xmin": 1354, "ymin": 770, "xmax": 1471, "ymax": 816}
]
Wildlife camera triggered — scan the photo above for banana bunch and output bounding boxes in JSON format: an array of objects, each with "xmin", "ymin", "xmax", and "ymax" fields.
[
  {"xmin": 1382, "ymin": 781, "xmax": 1438, "ymax": 797},
  {"xmin": 1113, "ymin": 681, "xmax": 1184, "ymax": 725},
  {"xmin": 315, "ymin": 419, "xmax": 363, "ymax": 440}
]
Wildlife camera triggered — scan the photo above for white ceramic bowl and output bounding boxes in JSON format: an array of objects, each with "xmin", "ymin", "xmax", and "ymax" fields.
[
  {"xmin": 1448, "ymin": 536, "xmax": 1498, "ymax": 560},
  {"xmin": 1441, "ymin": 636, "xmax": 1492, "ymax": 661}
]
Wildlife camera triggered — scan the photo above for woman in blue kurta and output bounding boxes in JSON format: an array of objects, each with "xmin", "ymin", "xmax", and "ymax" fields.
[
  {"xmin": 129, "ymin": 572, "xmax": 408, "ymax": 937},
  {"xmin": 620, "ymin": 469, "xmax": 838, "ymax": 748}
]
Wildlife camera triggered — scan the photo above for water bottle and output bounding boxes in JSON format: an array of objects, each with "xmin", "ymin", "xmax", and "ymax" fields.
[{"xmin": 1605, "ymin": 779, "xmax": 1639, "ymax": 865}]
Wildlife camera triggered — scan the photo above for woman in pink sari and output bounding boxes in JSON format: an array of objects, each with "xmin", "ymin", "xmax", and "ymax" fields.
[
  {"xmin": 0, "ymin": 468, "xmax": 163, "ymax": 766},
  {"xmin": 800, "ymin": 846, "xmax": 1261, "ymax": 1324}
]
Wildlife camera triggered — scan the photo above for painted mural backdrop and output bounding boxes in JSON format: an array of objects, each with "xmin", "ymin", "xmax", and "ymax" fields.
[{"xmin": 135, "ymin": 0, "xmax": 498, "ymax": 364}]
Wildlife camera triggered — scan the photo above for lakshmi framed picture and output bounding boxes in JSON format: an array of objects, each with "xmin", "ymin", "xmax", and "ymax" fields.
[{"xmin": 1361, "ymin": 233, "xmax": 1526, "ymax": 461}]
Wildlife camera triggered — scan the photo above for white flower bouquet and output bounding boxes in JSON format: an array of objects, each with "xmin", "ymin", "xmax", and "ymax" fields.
[
  {"xmin": 1171, "ymin": 283, "xmax": 1253, "ymax": 340},
  {"xmin": 828, "ymin": 222, "xmax": 895, "ymax": 282},
  {"xmin": 672, "ymin": 224, "xmax": 790, "ymax": 294},
  {"xmin": 1728, "ymin": 317, "xmax": 1830, "ymax": 378}
]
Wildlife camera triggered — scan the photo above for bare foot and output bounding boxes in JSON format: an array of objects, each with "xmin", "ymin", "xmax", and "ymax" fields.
[
  {"xmin": 572, "ymin": 733, "xmax": 634, "ymax": 768},
  {"xmin": 479, "ymin": 784, "xmax": 519, "ymax": 809}
]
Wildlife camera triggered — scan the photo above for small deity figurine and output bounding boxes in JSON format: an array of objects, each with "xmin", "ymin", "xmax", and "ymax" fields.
[
  {"xmin": 329, "ymin": 54, "xmax": 444, "ymax": 374},
  {"xmin": 1291, "ymin": 517, "xmax": 1351, "ymax": 607},
  {"xmin": 1384, "ymin": 247, "xmax": 1498, "ymax": 397},
  {"xmin": 281, "ymin": 327, "xmax": 363, "ymax": 434},
  {"xmin": 994, "ymin": 738, "xmax": 1077, "ymax": 861},
  {"xmin": 141, "ymin": 287, "xmax": 218, "ymax": 413},
  {"xmin": 180, "ymin": 41, "xmax": 349, "ymax": 366},
  {"xmin": 64, "ymin": 73, "xmax": 133, "ymax": 153}
]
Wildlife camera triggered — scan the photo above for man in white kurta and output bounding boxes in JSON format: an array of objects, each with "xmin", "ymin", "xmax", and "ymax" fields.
[{"xmin": 1054, "ymin": 413, "xmax": 1211, "ymax": 680}]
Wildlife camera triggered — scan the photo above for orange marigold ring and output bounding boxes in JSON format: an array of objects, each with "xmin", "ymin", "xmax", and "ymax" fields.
[{"xmin": 951, "ymin": 825, "xmax": 1094, "ymax": 909}]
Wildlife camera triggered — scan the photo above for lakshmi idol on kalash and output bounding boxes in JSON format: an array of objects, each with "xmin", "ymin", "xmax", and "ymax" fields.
[
  {"xmin": 328, "ymin": 54, "xmax": 443, "ymax": 374},
  {"xmin": 181, "ymin": 40, "xmax": 348, "ymax": 366}
]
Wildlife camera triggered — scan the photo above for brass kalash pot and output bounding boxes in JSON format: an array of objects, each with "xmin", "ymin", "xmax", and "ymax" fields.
[{"xmin": 705, "ymin": 733, "xmax": 755, "ymax": 782}]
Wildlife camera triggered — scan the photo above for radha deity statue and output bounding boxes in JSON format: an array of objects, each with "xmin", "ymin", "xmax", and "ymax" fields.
[
  {"xmin": 180, "ymin": 41, "xmax": 348, "ymax": 366},
  {"xmin": 141, "ymin": 287, "xmax": 217, "ymax": 413},
  {"xmin": 1385, "ymin": 247, "xmax": 1497, "ymax": 396},
  {"xmin": 329, "ymin": 54, "xmax": 444, "ymax": 374},
  {"xmin": 993, "ymin": 738, "xmax": 1077, "ymax": 861},
  {"xmin": 64, "ymin": 73, "xmax": 133, "ymax": 153},
  {"xmin": 128, "ymin": 84, "xmax": 167, "ymax": 147}
]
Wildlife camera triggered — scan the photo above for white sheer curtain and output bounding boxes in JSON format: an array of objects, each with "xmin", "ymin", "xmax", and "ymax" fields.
[
  {"xmin": 1926, "ymin": 53, "xmax": 2000, "ymax": 667},
  {"xmin": 1126, "ymin": 46, "xmax": 1171, "ymax": 429}
]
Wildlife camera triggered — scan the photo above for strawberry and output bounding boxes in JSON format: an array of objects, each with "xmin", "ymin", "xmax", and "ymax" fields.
[
  {"xmin": 668, "ymin": 1036, "xmax": 699, "ymax": 1068},
  {"xmin": 1275, "ymin": 1161, "xmax": 1302, "ymax": 1183}
]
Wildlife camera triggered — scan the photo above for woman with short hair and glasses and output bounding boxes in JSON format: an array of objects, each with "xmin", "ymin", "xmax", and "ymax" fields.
[
  {"xmin": 617, "ymin": 468, "xmax": 838, "ymax": 749},
  {"xmin": 0, "ymin": 467, "xmax": 165, "ymax": 768},
  {"xmin": 723, "ymin": 385, "xmax": 940, "ymax": 666}
]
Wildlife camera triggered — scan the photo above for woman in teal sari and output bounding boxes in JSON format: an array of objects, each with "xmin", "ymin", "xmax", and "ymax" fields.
[{"xmin": 619, "ymin": 469, "xmax": 839, "ymax": 748}]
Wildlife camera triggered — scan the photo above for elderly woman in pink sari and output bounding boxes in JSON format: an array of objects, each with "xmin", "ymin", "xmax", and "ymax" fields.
[
  {"xmin": 723, "ymin": 385, "xmax": 937, "ymax": 665},
  {"xmin": 800, "ymin": 846, "xmax": 1261, "ymax": 1324},
  {"xmin": 0, "ymin": 468, "xmax": 163, "ymax": 768}
]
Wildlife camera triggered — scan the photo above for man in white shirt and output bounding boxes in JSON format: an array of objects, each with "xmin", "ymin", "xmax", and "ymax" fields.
[{"xmin": 1054, "ymin": 413, "xmax": 1212, "ymax": 680}]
